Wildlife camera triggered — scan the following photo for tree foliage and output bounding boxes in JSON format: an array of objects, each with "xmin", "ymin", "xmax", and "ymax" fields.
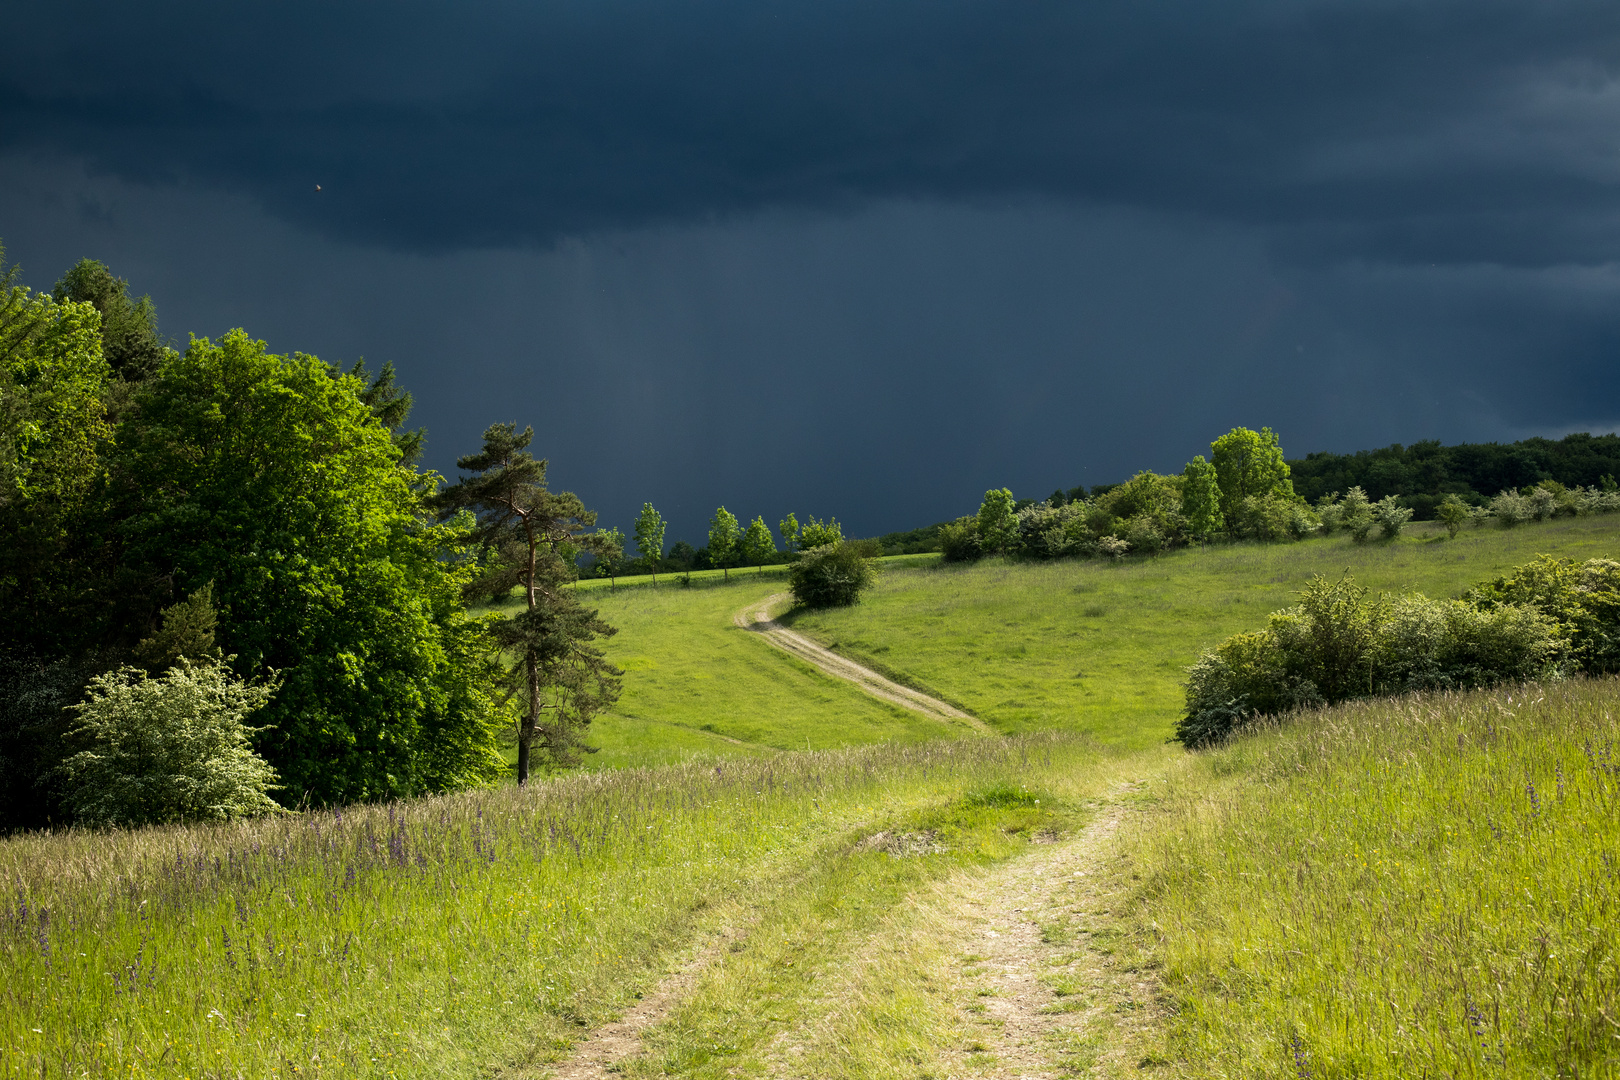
[
  {"xmin": 708, "ymin": 506, "xmax": 740, "ymax": 579},
  {"xmin": 798, "ymin": 514, "xmax": 842, "ymax": 549},
  {"xmin": 742, "ymin": 515, "xmax": 775, "ymax": 566},
  {"xmin": 52, "ymin": 258, "xmax": 169, "ymax": 382},
  {"xmin": 111, "ymin": 330, "xmax": 507, "ymax": 804},
  {"xmin": 1211, "ymin": 426, "xmax": 1295, "ymax": 523},
  {"xmin": 1181, "ymin": 455, "xmax": 1223, "ymax": 540},
  {"xmin": 634, "ymin": 502, "xmax": 666, "ymax": 584},
  {"xmin": 439, "ymin": 423, "xmax": 620, "ymax": 779},
  {"xmin": 976, "ymin": 488, "xmax": 1018, "ymax": 554}
]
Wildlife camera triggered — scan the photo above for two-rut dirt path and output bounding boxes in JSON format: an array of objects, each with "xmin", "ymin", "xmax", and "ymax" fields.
[
  {"xmin": 732, "ymin": 592, "xmax": 993, "ymax": 734},
  {"xmin": 541, "ymin": 797, "xmax": 1151, "ymax": 1079},
  {"xmin": 539, "ymin": 594, "xmax": 1151, "ymax": 1078}
]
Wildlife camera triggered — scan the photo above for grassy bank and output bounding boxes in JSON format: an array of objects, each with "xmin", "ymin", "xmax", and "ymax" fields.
[
  {"xmin": 788, "ymin": 515, "xmax": 1620, "ymax": 748},
  {"xmin": 1111, "ymin": 676, "xmax": 1620, "ymax": 1075},
  {"xmin": 532, "ymin": 580, "xmax": 967, "ymax": 770},
  {"xmin": 0, "ymin": 735, "xmax": 1127, "ymax": 1080}
]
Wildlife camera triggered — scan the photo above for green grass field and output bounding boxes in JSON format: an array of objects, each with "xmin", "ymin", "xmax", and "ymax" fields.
[
  {"xmin": 1114, "ymin": 677, "xmax": 1620, "ymax": 1076},
  {"xmin": 8, "ymin": 515, "xmax": 1620, "ymax": 1078},
  {"xmin": 497, "ymin": 573, "xmax": 969, "ymax": 771},
  {"xmin": 0, "ymin": 736, "xmax": 1134, "ymax": 1080},
  {"xmin": 787, "ymin": 516, "xmax": 1620, "ymax": 749}
]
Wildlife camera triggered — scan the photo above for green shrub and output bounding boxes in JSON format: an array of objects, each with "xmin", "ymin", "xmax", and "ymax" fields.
[
  {"xmin": 1436, "ymin": 494, "xmax": 1471, "ymax": 538},
  {"xmin": 938, "ymin": 516, "xmax": 982, "ymax": 562},
  {"xmin": 1178, "ymin": 568, "xmax": 1565, "ymax": 746},
  {"xmin": 59, "ymin": 660, "xmax": 282, "ymax": 826},
  {"xmin": 788, "ymin": 543, "xmax": 878, "ymax": 608},
  {"xmin": 1491, "ymin": 488, "xmax": 1533, "ymax": 526},
  {"xmin": 1466, "ymin": 555, "xmax": 1620, "ymax": 673}
]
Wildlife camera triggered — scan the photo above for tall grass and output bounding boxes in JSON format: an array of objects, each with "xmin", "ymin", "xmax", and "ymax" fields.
[
  {"xmin": 0, "ymin": 735, "xmax": 1104, "ymax": 1080},
  {"xmin": 1128, "ymin": 677, "xmax": 1620, "ymax": 1075}
]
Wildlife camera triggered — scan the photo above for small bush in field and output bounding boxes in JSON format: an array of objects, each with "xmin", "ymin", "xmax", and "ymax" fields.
[
  {"xmin": 60, "ymin": 661, "xmax": 282, "ymax": 826},
  {"xmin": 1371, "ymin": 494, "xmax": 1413, "ymax": 539},
  {"xmin": 938, "ymin": 516, "xmax": 982, "ymax": 562},
  {"xmin": 1491, "ymin": 488, "xmax": 1533, "ymax": 527},
  {"xmin": 789, "ymin": 543, "xmax": 877, "ymax": 608}
]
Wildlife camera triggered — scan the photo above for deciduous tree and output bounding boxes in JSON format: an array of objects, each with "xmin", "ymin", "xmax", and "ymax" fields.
[
  {"xmin": 635, "ymin": 502, "xmax": 666, "ymax": 585},
  {"xmin": 1210, "ymin": 426, "xmax": 1295, "ymax": 524},
  {"xmin": 113, "ymin": 331, "xmax": 507, "ymax": 803},
  {"xmin": 1181, "ymin": 455, "xmax": 1223, "ymax": 543},
  {"xmin": 709, "ymin": 506, "xmax": 740, "ymax": 580},
  {"xmin": 742, "ymin": 515, "xmax": 775, "ymax": 566},
  {"xmin": 976, "ymin": 488, "xmax": 1018, "ymax": 554},
  {"xmin": 778, "ymin": 512, "xmax": 801, "ymax": 553}
]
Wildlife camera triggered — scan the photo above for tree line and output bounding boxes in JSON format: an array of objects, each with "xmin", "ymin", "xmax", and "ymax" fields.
[
  {"xmin": 593, "ymin": 503, "xmax": 848, "ymax": 583},
  {"xmin": 0, "ymin": 248, "xmax": 623, "ymax": 828},
  {"xmin": 934, "ymin": 426, "xmax": 1620, "ymax": 563}
]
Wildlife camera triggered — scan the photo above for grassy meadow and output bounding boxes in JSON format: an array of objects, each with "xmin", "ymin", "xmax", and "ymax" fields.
[
  {"xmin": 8, "ymin": 513, "xmax": 1620, "ymax": 1078},
  {"xmin": 0, "ymin": 736, "xmax": 1139, "ymax": 1080},
  {"xmin": 788, "ymin": 515, "xmax": 1620, "ymax": 748},
  {"xmin": 1110, "ymin": 676, "xmax": 1620, "ymax": 1076}
]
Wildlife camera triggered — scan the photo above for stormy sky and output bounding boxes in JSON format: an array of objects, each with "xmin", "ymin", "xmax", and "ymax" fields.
[{"xmin": 4, "ymin": 0, "xmax": 1619, "ymax": 542}]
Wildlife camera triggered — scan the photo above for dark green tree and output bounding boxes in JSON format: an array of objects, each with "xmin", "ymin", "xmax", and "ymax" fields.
[
  {"xmin": 439, "ymin": 423, "xmax": 621, "ymax": 782},
  {"xmin": 52, "ymin": 258, "xmax": 169, "ymax": 381}
]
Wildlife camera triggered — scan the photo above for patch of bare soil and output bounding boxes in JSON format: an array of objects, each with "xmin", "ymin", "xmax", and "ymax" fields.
[{"xmin": 733, "ymin": 593, "xmax": 992, "ymax": 734}]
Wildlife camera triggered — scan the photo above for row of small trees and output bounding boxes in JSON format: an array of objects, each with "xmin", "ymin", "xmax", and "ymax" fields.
[{"xmin": 597, "ymin": 503, "xmax": 845, "ymax": 583}]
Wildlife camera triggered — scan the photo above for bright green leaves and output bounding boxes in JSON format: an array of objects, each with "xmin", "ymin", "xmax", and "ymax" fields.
[{"xmin": 112, "ymin": 330, "xmax": 505, "ymax": 804}]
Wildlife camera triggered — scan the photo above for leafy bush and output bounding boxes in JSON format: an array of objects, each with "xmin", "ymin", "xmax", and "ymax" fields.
[
  {"xmin": 1177, "ymin": 569, "xmax": 1565, "ymax": 746},
  {"xmin": 1371, "ymin": 494, "xmax": 1413, "ymax": 539},
  {"xmin": 1121, "ymin": 514, "xmax": 1166, "ymax": 554},
  {"xmin": 788, "ymin": 543, "xmax": 877, "ymax": 608},
  {"xmin": 1466, "ymin": 556, "xmax": 1620, "ymax": 674},
  {"xmin": 1436, "ymin": 494, "xmax": 1471, "ymax": 538},
  {"xmin": 938, "ymin": 516, "xmax": 982, "ymax": 562},
  {"xmin": 59, "ymin": 661, "xmax": 282, "ymax": 826},
  {"xmin": 1097, "ymin": 535, "xmax": 1130, "ymax": 560},
  {"xmin": 1491, "ymin": 488, "xmax": 1533, "ymax": 527},
  {"xmin": 1230, "ymin": 493, "xmax": 1314, "ymax": 541}
]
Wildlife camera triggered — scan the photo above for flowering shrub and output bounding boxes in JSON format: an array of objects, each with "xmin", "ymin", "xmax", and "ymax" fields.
[{"xmin": 60, "ymin": 660, "xmax": 282, "ymax": 826}]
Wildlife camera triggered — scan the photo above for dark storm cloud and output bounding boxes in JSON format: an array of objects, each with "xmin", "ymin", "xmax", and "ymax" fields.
[{"xmin": 7, "ymin": 0, "xmax": 1620, "ymax": 264}]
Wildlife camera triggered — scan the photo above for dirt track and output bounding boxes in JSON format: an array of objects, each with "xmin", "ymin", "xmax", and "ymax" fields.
[{"xmin": 732, "ymin": 593, "xmax": 992, "ymax": 734}]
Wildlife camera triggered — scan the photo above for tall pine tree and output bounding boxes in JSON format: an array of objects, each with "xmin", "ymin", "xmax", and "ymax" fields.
[{"xmin": 439, "ymin": 424, "xmax": 621, "ymax": 782}]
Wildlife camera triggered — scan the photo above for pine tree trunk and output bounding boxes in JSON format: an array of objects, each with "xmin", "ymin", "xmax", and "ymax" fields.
[{"xmin": 518, "ymin": 649, "xmax": 538, "ymax": 784}]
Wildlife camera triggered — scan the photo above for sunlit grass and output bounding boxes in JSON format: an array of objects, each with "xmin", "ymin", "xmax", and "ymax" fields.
[
  {"xmin": 788, "ymin": 515, "xmax": 1620, "ymax": 749},
  {"xmin": 1120, "ymin": 677, "xmax": 1620, "ymax": 1075},
  {"xmin": 0, "ymin": 735, "xmax": 1116, "ymax": 1080}
]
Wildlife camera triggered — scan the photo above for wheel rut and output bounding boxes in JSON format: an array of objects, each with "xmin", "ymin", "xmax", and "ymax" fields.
[{"xmin": 733, "ymin": 592, "xmax": 992, "ymax": 734}]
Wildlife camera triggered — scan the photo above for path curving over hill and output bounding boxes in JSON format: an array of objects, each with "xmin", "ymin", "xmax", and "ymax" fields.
[{"xmin": 733, "ymin": 593, "xmax": 992, "ymax": 735}]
